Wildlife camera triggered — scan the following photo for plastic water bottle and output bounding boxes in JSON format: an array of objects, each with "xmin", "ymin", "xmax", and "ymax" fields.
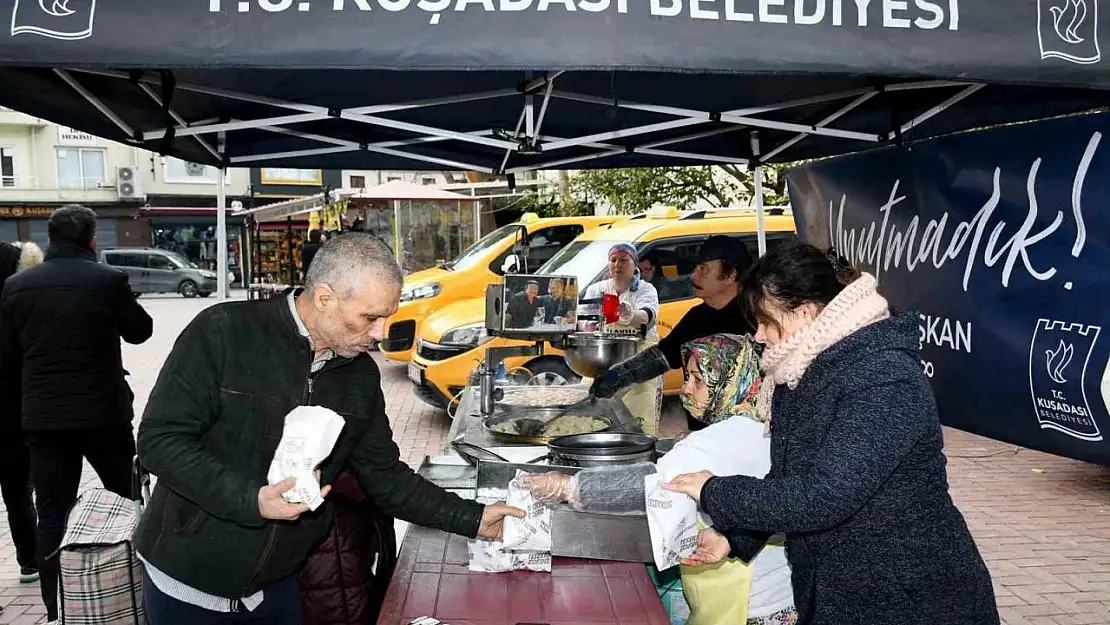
[{"xmin": 494, "ymin": 363, "xmax": 508, "ymax": 386}]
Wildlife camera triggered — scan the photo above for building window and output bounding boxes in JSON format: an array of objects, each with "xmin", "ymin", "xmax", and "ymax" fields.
[
  {"xmin": 386, "ymin": 176, "xmax": 402, "ymax": 182},
  {"xmin": 350, "ymin": 175, "xmax": 366, "ymax": 188},
  {"xmin": 164, "ymin": 157, "xmax": 223, "ymax": 184},
  {"xmin": 421, "ymin": 177, "xmax": 436, "ymax": 186},
  {"xmin": 260, "ymin": 168, "xmax": 322, "ymax": 186},
  {"xmin": 1, "ymin": 147, "xmax": 14, "ymax": 187},
  {"xmin": 56, "ymin": 148, "xmax": 106, "ymax": 190}
]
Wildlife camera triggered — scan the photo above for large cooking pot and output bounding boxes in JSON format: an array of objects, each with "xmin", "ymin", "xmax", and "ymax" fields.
[
  {"xmin": 562, "ymin": 332, "xmax": 640, "ymax": 379},
  {"xmin": 547, "ymin": 432, "xmax": 658, "ymax": 468}
]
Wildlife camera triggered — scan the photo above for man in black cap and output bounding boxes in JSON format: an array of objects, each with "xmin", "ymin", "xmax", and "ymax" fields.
[{"xmin": 589, "ymin": 235, "xmax": 755, "ymax": 430}]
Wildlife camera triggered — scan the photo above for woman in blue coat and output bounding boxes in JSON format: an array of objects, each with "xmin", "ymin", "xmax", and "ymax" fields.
[{"xmin": 665, "ymin": 242, "xmax": 999, "ymax": 625}]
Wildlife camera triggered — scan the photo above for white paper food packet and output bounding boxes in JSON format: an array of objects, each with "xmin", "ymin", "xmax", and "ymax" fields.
[
  {"xmin": 644, "ymin": 473, "xmax": 699, "ymax": 571},
  {"xmin": 501, "ymin": 470, "xmax": 552, "ymax": 552},
  {"xmin": 266, "ymin": 405, "xmax": 346, "ymax": 512},
  {"xmin": 466, "ymin": 538, "xmax": 552, "ymax": 573},
  {"xmin": 467, "ymin": 478, "xmax": 552, "ymax": 573}
]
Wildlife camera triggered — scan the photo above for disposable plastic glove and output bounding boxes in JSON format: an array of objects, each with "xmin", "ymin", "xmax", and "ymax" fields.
[
  {"xmin": 617, "ymin": 301, "xmax": 635, "ymax": 324},
  {"xmin": 518, "ymin": 472, "xmax": 576, "ymax": 503}
]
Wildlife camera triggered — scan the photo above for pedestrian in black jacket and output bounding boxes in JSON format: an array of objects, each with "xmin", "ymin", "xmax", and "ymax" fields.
[
  {"xmin": 665, "ymin": 242, "xmax": 999, "ymax": 625},
  {"xmin": 0, "ymin": 206, "xmax": 153, "ymax": 623},
  {"xmin": 300, "ymin": 229, "xmax": 325, "ymax": 282},
  {"xmin": 0, "ymin": 240, "xmax": 44, "ymax": 594},
  {"xmin": 135, "ymin": 233, "xmax": 523, "ymax": 625}
]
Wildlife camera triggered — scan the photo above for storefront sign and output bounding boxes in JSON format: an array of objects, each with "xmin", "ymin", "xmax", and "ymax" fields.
[
  {"xmin": 0, "ymin": 206, "xmax": 55, "ymax": 218},
  {"xmin": 56, "ymin": 126, "xmax": 99, "ymax": 146},
  {"xmin": 787, "ymin": 112, "xmax": 1110, "ymax": 465}
]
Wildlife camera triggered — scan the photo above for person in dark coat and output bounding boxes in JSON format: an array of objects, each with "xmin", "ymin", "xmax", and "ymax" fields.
[
  {"xmin": 665, "ymin": 242, "xmax": 999, "ymax": 625},
  {"xmin": 0, "ymin": 206, "xmax": 153, "ymax": 623},
  {"xmin": 0, "ymin": 240, "xmax": 44, "ymax": 592},
  {"xmin": 506, "ymin": 280, "xmax": 542, "ymax": 328},
  {"xmin": 299, "ymin": 472, "xmax": 397, "ymax": 625},
  {"xmin": 301, "ymin": 229, "xmax": 325, "ymax": 282},
  {"xmin": 134, "ymin": 234, "xmax": 522, "ymax": 625}
]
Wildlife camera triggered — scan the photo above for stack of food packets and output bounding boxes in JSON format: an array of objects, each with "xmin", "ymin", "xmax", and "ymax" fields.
[{"xmin": 467, "ymin": 471, "xmax": 553, "ymax": 573}]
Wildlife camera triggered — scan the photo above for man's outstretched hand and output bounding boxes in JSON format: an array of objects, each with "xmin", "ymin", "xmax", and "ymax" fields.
[
  {"xmin": 476, "ymin": 502, "xmax": 527, "ymax": 540},
  {"xmin": 258, "ymin": 476, "xmax": 331, "ymax": 521}
]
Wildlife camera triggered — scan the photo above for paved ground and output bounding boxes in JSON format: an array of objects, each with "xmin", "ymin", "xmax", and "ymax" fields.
[{"xmin": 1, "ymin": 295, "xmax": 1109, "ymax": 624}]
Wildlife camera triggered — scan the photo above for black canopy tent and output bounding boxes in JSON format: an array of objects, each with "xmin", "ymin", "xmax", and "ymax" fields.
[{"xmin": 1, "ymin": 0, "xmax": 1110, "ymax": 292}]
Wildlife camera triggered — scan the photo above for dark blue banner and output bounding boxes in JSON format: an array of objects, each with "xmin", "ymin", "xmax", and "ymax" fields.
[{"xmin": 787, "ymin": 112, "xmax": 1110, "ymax": 465}]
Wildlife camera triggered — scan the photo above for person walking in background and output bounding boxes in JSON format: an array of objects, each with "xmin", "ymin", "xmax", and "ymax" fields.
[
  {"xmin": 0, "ymin": 206, "xmax": 153, "ymax": 624},
  {"xmin": 0, "ymin": 240, "xmax": 44, "ymax": 593},
  {"xmin": 301, "ymin": 229, "xmax": 326, "ymax": 282}
]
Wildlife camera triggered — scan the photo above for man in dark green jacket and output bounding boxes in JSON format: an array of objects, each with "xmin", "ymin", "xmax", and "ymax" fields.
[{"xmin": 135, "ymin": 233, "xmax": 522, "ymax": 624}]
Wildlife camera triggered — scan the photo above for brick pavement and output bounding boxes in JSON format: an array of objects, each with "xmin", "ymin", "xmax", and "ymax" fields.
[{"xmin": 1, "ymin": 294, "xmax": 1108, "ymax": 624}]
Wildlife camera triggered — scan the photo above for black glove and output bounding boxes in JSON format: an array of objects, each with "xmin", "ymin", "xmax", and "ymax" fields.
[
  {"xmin": 589, "ymin": 369, "xmax": 626, "ymax": 399},
  {"xmin": 589, "ymin": 345, "xmax": 672, "ymax": 399}
]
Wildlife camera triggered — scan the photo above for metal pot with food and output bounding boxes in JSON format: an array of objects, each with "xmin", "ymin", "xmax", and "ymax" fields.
[
  {"xmin": 546, "ymin": 432, "xmax": 658, "ymax": 467},
  {"xmin": 482, "ymin": 404, "xmax": 614, "ymax": 444},
  {"xmin": 560, "ymin": 332, "xmax": 641, "ymax": 379}
]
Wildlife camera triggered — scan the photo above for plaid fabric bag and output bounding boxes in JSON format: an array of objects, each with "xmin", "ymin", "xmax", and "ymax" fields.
[{"xmin": 56, "ymin": 488, "xmax": 144, "ymax": 625}]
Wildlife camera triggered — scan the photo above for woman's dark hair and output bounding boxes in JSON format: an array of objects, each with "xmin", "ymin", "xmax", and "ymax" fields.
[{"xmin": 740, "ymin": 241, "xmax": 861, "ymax": 329}]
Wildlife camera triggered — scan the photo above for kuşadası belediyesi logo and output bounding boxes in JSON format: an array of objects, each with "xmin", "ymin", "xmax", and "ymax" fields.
[{"xmin": 10, "ymin": 0, "xmax": 96, "ymax": 41}]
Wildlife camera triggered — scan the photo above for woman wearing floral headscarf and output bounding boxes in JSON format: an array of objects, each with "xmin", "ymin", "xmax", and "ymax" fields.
[{"xmin": 521, "ymin": 334, "xmax": 795, "ymax": 625}]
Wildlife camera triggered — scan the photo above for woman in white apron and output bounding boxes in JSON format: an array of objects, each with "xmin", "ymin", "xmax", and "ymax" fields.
[{"xmin": 581, "ymin": 243, "xmax": 662, "ymax": 435}]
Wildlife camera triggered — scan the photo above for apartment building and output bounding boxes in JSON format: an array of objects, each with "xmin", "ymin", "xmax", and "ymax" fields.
[{"xmin": 0, "ymin": 108, "xmax": 251, "ymax": 249}]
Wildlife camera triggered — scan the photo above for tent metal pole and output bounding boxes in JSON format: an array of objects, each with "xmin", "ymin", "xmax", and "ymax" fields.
[
  {"xmin": 141, "ymin": 88, "xmax": 520, "ymax": 141},
  {"xmin": 751, "ymin": 132, "xmax": 767, "ymax": 258},
  {"xmin": 217, "ymin": 131, "xmax": 229, "ymax": 301},
  {"xmin": 339, "ymin": 111, "xmax": 517, "ymax": 150},
  {"xmin": 473, "ymin": 188, "xmax": 480, "ymax": 244},
  {"xmin": 508, "ymin": 127, "xmax": 750, "ymax": 173},
  {"xmin": 532, "ymin": 78, "xmax": 556, "ymax": 140},
  {"xmin": 552, "ymin": 90, "xmax": 881, "ymax": 142},
  {"xmin": 894, "ymin": 84, "xmax": 985, "ymax": 138},
  {"xmin": 393, "ymin": 200, "xmax": 402, "ymax": 263},
  {"xmin": 542, "ymin": 118, "xmax": 708, "ymax": 151},
  {"xmin": 231, "ymin": 127, "xmax": 494, "ymax": 172},
  {"xmin": 53, "ymin": 69, "xmax": 135, "ymax": 138},
  {"xmin": 135, "ymin": 82, "xmax": 221, "ymax": 161},
  {"xmin": 762, "ymin": 91, "xmax": 879, "ymax": 162},
  {"xmin": 499, "ymin": 108, "xmax": 527, "ymax": 174}
]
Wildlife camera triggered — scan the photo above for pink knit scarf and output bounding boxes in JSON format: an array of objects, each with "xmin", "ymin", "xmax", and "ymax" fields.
[{"xmin": 756, "ymin": 273, "xmax": 890, "ymax": 422}]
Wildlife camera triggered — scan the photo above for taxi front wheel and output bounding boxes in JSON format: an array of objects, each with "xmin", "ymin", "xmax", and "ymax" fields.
[{"xmin": 520, "ymin": 359, "xmax": 581, "ymax": 387}]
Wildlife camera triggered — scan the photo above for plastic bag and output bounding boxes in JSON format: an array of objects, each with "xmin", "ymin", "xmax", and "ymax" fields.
[
  {"xmin": 502, "ymin": 470, "xmax": 552, "ymax": 552},
  {"xmin": 644, "ymin": 473, "xmax": 699, "ymax": 571},
  {"xmin": 266, "ymin": 405, "xmax": 346, "ymax": 511}
]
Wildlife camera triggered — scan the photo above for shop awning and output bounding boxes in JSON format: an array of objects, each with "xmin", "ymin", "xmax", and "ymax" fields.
[
  {"xmin": 235, "ymin": 179, "xmax": 479, "ymax": 222},
  {"xmin": 0, "ymin": 2, "xmax": 1109, "ymax": 173},
  {"xmin": 349, "ymin": 179, "xmax": 474, "ymax": 201}
]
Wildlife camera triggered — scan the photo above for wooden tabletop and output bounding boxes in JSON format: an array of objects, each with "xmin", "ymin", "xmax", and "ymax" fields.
[{"xmin": 376, "ymin": 525, "xmax": 670, "ymax": 625}]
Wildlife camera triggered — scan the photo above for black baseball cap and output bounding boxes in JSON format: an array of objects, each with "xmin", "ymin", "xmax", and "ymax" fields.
[{"xmin": 695, "ymin": 235, "xmax": 754, "ymax": 269}]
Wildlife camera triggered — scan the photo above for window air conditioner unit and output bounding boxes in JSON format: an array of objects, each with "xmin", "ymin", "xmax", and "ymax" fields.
[{"xmin": 116, "ymin": 166, "xmax": 143, "ymax": 200}]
